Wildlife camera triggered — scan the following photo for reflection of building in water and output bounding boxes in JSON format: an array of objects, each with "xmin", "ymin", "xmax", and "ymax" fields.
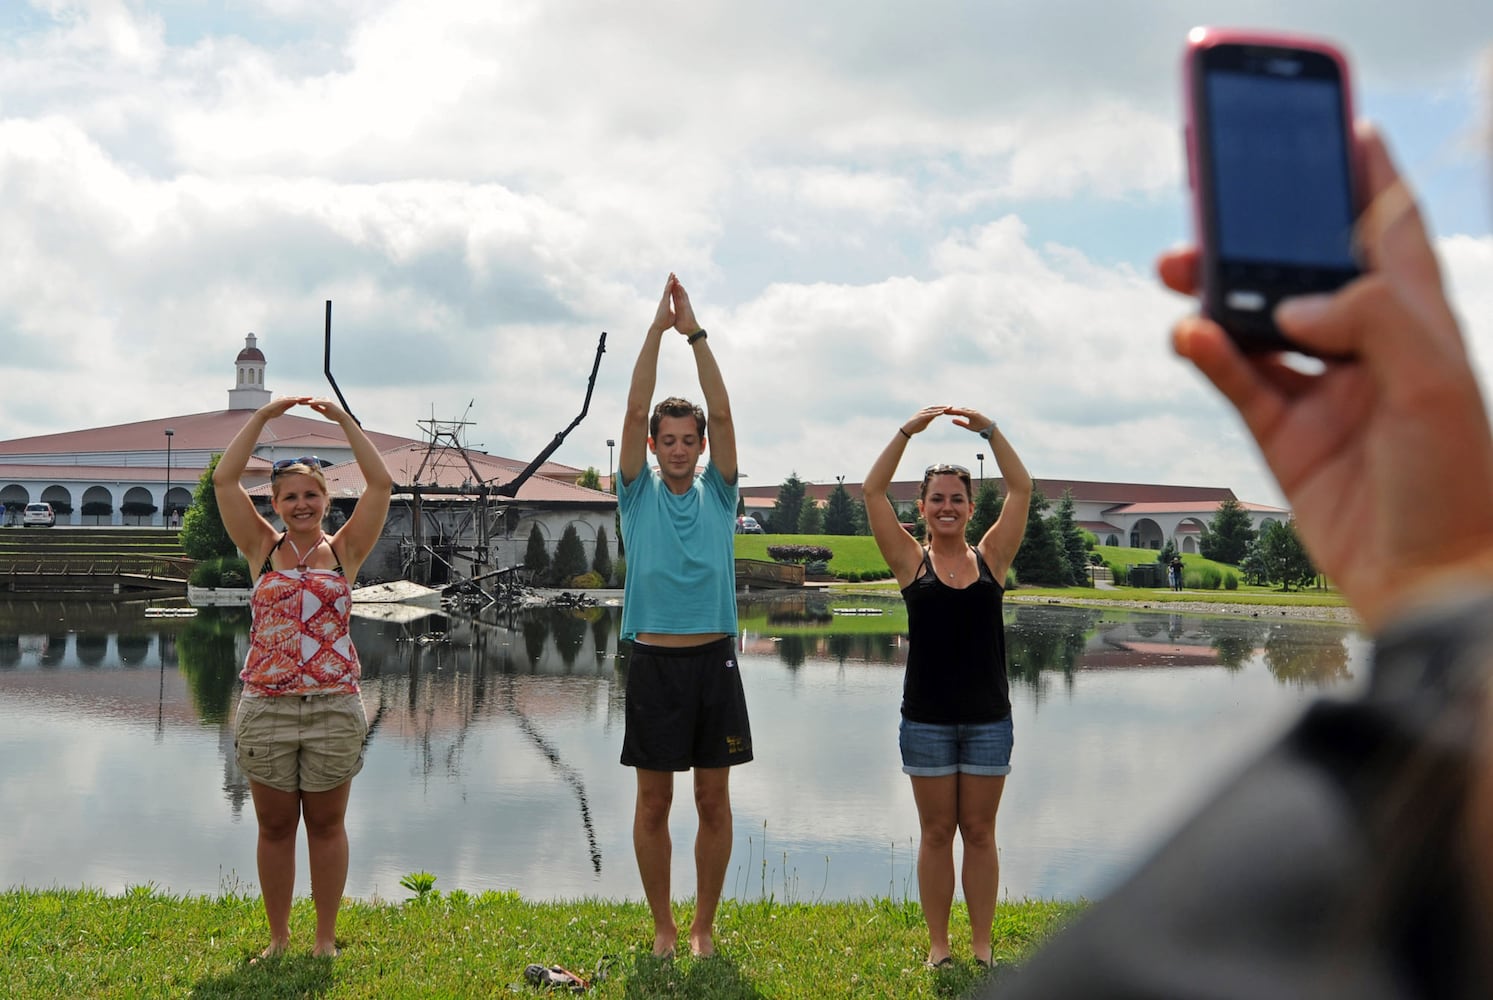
[{"xmin": 0, "ymin": 608, "xmax": 626, "ymax": 824}]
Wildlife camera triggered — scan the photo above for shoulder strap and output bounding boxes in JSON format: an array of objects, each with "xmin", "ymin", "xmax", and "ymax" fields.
[{"xmin": 259, "ymin": 534, "xmax": 287, "ymax": 576}]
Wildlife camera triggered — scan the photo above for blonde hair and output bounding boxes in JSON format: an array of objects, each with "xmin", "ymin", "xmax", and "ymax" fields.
[{"xmin": 270, "ymin": 461, "xmax": 329, "ymax": 501}]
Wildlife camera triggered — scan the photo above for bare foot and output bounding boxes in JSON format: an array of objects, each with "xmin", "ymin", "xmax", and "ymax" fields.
[
  {"xmin": 249, "ymin": 941, "xmax": 289, "ymax": 965},
  {"xmin": 688, "ymin": 929, "xmax": 714, "ymax": 958},
  {"xmin": 652, "ymin": 927, "xmax": 677, "ymax": 959},
  {"xmin": 312, "ymin": 942, "xmax": 339, "ymax": 959}
]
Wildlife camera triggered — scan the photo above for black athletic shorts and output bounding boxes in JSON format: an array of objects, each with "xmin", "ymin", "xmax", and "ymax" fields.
[{"xmin": 620, "ymin": 637, "xmax": 754, "ymax": 771}]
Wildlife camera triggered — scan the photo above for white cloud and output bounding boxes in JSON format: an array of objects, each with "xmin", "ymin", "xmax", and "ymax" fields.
[{"xmin": 0, "ymin": 0, "xmax": 1489, "ymax": 510}]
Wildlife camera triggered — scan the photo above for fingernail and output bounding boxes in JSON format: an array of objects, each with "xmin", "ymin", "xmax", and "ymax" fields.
[{"xmin": 1275, "ymin": 294, "xmax": 1333, "ymax": 327}]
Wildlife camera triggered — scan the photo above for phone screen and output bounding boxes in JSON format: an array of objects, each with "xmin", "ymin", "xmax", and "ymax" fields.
[
  {"xmin": 1205, "ymin": 69, "xmax": 1355, "ymax": 269},
  {"xmin": 1188, "ymin": 33, "xmax": 1360, "ymax": 351}
]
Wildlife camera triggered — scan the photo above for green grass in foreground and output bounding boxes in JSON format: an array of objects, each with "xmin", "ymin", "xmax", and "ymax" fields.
[{"xmin": 1, "ymin": 887, "xmax": 1080, "ymax": 999}]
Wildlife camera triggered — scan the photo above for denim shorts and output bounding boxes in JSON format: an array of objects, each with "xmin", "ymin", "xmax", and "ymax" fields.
[{"xmin": 899, "ymin": 716, "xmax": 1013, "ymax": 777}]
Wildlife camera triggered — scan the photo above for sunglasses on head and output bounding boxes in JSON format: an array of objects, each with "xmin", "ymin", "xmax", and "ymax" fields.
[
  {"xmin": 271, "ymin": 456, "xmax": 326, "ymax": 477},
  {"xmin": 924, "ymin": 464, "xmax": 971, "ymax": 478}
]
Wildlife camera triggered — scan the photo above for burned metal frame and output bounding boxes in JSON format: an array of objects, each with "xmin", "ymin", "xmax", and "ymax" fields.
[{"xmin": 323, "ymin": 299, "xmax": 609, "ymax": 596}]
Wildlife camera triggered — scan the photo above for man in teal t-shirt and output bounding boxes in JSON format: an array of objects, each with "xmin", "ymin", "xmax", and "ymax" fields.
[{"xmin": 616, "ymin": 273, "xmax": 752, "ymax": 960}]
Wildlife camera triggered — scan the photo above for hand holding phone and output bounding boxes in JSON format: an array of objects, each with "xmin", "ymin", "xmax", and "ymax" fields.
[{"xmin": 1184, "ymin": 27, "xmax": 1362, "ymax": 353}]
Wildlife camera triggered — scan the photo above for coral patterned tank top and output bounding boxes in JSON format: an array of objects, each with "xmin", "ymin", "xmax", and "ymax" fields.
[{"xmin": 240, "ymin": 535, "xmax": 360, "ymax": 697}]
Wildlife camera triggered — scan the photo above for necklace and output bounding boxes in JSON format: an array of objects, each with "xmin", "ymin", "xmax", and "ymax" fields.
[{"xmin": 283, "ymin": 533, "xmax": 323, "ymax": 572}]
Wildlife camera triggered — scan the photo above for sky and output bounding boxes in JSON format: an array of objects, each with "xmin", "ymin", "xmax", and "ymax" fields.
[{"xmin": 1, "ymin": 1, "xmax": 1489, "ymax": 507}]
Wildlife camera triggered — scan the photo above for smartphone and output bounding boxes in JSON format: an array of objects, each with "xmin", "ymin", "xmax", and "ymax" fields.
[{"xmin": 1184, "ymin": 27, "xmax": 1361, "ymax": 352}]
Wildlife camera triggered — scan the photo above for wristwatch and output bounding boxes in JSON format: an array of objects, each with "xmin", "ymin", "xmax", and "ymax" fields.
[{"xmin": 978, "ymin": 422, "xmax": 997, "ymax": 441}]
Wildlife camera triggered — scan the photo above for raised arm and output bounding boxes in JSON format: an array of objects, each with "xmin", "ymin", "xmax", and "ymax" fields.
[
  {"xmin": 672, "ymin": 277, "xmax": 736, "ymax": 483},
  {"xmin": 948, "ymin": 408, "xmax": 1032, "ymax": 581},
  {"xmin": 309, "ymin": 398, "xmax": 392, "ymax": 581},
  {"xmin": 865, "ymin": 405, "xmax": 948, "ymax": 587},
  {"xmin": 213, "ymin": 398, "xmax": 305, "ymax": 564},
  {"xmin": 618, "ymin": 276, "xmax": 675, "ymax": 487}
]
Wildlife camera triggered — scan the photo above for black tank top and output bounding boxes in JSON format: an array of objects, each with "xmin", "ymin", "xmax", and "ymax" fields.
[{"xmin": 899, "ymin": 546, "xmax": 1011, "ymax": 724}]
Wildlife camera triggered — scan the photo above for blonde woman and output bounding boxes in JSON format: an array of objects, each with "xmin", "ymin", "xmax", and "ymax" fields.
[{"xmin": 213, "ymin": 396, "xmax": 392, "ymax": 960}]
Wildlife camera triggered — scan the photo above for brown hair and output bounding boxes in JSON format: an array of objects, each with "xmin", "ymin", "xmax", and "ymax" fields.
[
  {"xmin": 919, "ymin": 463, "xmax": 972, "ymax": 500},
  {"xmin": 650, "ymin": 396, "xmax": 706, "ymax": 440}
]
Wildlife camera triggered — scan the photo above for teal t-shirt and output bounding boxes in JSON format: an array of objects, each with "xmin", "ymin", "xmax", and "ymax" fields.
[{"xmin": 618, "ymin": 462, "xmax": 738, "ymax": 641}]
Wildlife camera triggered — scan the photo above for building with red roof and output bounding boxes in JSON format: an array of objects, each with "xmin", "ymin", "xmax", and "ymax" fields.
[
  {"xmin": 0, "ymin": 335, "xmax": 617, "ymax": 585},
  {"xmin": 739, "ymin": 477, "xmax": 1288, "ymax": 554}
]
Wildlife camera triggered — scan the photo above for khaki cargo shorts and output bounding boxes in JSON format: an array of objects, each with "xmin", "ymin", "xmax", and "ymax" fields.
[{"xmin": 234, "ymin": 692, "xmax": 368, "ymax": 793}]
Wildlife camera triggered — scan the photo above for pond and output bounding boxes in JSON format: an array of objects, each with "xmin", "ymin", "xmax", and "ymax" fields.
[{"xmin": 0, "ymin": 594, "xmax": 1368, "ymax": 906}]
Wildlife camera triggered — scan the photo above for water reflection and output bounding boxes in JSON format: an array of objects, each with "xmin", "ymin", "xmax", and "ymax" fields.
[{"xmin": 0, "ymin": 596, "xmax": 1367, "ymax": 905}]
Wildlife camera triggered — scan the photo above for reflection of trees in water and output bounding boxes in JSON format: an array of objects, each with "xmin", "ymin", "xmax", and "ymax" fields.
[
  {"xmin": 590, "ymin": 610, "xmax": 613, "ymax": 660},
  {"xmin": 1210, "ymin": 620, "xmax": 1267, "ymax": 671},
  {"xmin": 0, "ymin": 634, "xmax": 18, "ymax": 668},
  {"xmin": 1263, "ymin": 626, "xmax": 1352, "ymax": 688},
  {"xmin": 523, "ymin": 618, "xmax": 549, "ymax": 668},
  {"xmin": 822, "ymin": 632, "xmax": 902, "ymax": 665},
  {"xmin": 1005, "ymin": 606, "xmax": 1098, "ymax": 685},
  {"xmin": 552, "ymin": 611, "xmax": 588, "ymax": 668},
  {"xmin": 765, "ymin": 596, "xmax": 835, "ymax": 626},
  {"xmin": 177, "ymin": 609, "xmax": 249, "ymax": 723},
  {"xmin": 777, "ymin": 634, "xmax": 808, "ymax": 669}
]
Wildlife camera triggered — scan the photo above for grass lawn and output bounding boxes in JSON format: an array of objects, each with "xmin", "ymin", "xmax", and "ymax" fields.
[
  {"xmin": 735, "ymin": 533, "xmax": 891, "ymax": 579},
  {"xmin": 736, "ymin": 539, "xmax": 1345, "ymax": 607},
  {"xmin": 2, "ymin": 887, "xmax": 1080, "ymax": 999}
]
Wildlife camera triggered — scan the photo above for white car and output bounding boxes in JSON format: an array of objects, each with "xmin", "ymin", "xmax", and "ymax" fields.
[{"xmin": 22, "ymin": 502, "xmax": 55, "ymax": 527}]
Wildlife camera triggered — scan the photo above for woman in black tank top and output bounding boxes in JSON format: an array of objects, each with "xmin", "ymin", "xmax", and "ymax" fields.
[{"xmin": 864, "ymin": 404, "xmax": 1033, "ymax": 970}]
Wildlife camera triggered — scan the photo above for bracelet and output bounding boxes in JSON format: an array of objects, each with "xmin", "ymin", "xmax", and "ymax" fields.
[
  {"xmin": 687, "ymin": 329, "xmax": 708, "ymax": 345},
  {"xmin": 898, "ymin": 427, "xmax": 912, "ymax": 440},
  {"xmin": 978, "ymin": 422, "xmax": 997, "ymax": 440}
]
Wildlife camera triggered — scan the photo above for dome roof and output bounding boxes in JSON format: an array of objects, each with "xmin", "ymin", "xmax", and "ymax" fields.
[{"xmin": 236, "ymin": 346, "xmax": 265, "ymax": 362}]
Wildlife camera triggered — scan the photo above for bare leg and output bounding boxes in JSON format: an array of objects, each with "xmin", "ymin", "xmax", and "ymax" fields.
[
  {"xmin": 634, "ymin": 769, "xmax": 678, "ymax": 956},
  {"xmin": 910, "ymin": 775, "xmax": 959, "ymax": 964},
  {"xmin": 248, "ymin": 780, "xmax": 302, "ymax": 957},
  {"xmin": 957, "ymin": 774, "xmax": 1006, "ymax": 964},
  {"xmin": 688, "ymin": 767, "xmax": 733, "ymax": 957},
  {"xmin": 302, "ymin": 780, "xmax": 354, "ymax": 957}
]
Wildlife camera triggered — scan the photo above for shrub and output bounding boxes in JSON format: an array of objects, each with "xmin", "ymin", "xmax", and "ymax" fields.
[
  {"xmin": 190, "ymin": 560, "xmax": 221, "ymax": 588},
  {"xmin": 804, "ymin": 560, "xmax": 830, "ymax": 576},
  {"xmin": 592, "ymin": 525, "xmax": 613, "ymax": 582},
  {"xmin": 553, "ymin": 524, "xmax": 588, "ymax": 582},
  {"xmin": 1184, "ymin": 566, "xmax": 1224, "ymax": 590},
  {"xmin": 568, "ymin": 570, "xmax": 604, "ymax": 589},
  {"xmin": 189, "ymin": 556, "xmax": 250, "ymax": 589},
  {"xmin": 844, "ymin": 571, "xmax": 861, "ymax": 582},
  {"xmin": 523, "ymin": 524, "xmax": 550, "ymax": 580},
  {"xmin": 766, "ymin": 544, "xmax": 835, "ymax": 564},
  {"xmin": 613, "ymin": 555, "xmax": 625, "ymax": 587},
  {"xmin": 1224, "ymin": 572, "xmax": 1239, "ymax": 590}
]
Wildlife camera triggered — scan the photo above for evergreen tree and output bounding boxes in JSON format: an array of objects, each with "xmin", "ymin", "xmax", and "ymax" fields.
[
  {"xmin": 523, "ymin": 523, "xmax": 551, "ymax": 581},
  {"xmin": 553, "ymin": 523, "xmax": 587, "ymax": 582},
  {"xmin": 1053, "ymin": 488, "xmax": 1090, "ymax": 585},
  {"xmin": 797, "ymin": 498, "xmax": 823, "ymax": 534},
  {"xmin": 181, "ymin": 454, "xmax": 239, "ymax": 560},
  {"xmin": 575, "ymin": 467, "xmax": 602, "ymax": 491},
  {"xmin": 773, "ymin": 472, "xmax": 807, "ymax": 534},
  {"xmin": 966, "ymin": 480, "xmax": 1004, "ymax": 545},
  {"xmin": 852, "ymin": 499, "xmax": 872, "ymax": 536},
  {"xmin": 1011, "ymin": 488, "xmax": 1068, "ymax": 585},
  {"xmin": 823, "ymin": 478, "xmax": 857, "ymax": 535},
  {"xmin": 1199, "ymin": 497, "xmax": 1257, "ymax": 564},
  {"xmin": 1259, "ymin": 519, "xmax": 1316, "ymax": 591},
  {"xmin": 592, "ymin": 524, "xmax": 613, "ymax": 583}
]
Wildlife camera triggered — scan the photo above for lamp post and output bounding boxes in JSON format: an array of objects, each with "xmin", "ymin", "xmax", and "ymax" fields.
[
  {"xmin": 164, "ymin": 428, "xmax": 174, "ymax": 528},
  {"xmin": 975, "ymin": 452, "xmax": 985, "ymax": 491},
  {"xmin": 606, "ymin": 439, "xmax": 615, "ymax": 494}
]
